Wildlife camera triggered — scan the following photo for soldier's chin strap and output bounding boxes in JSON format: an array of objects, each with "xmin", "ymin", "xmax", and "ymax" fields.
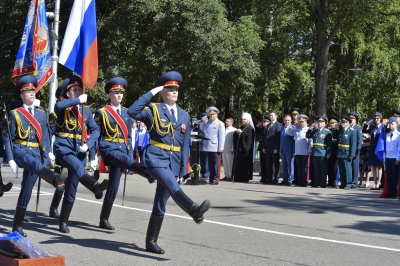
[{"xmin": 148, "ymin": 104, "xmax": 175, "ymax": 139}]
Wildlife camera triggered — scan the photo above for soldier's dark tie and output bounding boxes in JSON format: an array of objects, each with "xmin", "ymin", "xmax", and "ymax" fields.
[
  {"xmin": 117, "ymin": 109, "xmax": 120, "ymax": 116},
  {"xmin": 28, "ymin": 107, "xmax": 32, "ymax": 115},
  {"xmin": 170, "ymin": 109, "xmax": 177, "ymax": 123}
]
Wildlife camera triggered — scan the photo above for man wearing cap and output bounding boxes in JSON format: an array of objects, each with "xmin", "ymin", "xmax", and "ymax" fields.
[
  {"xmin": 256, "ymin": 117, "xmax": 270, "ymax": 183},
  {"xmin": 52, "ymin": 75, "xmax": 108, "ymax": 233},
  {"xmin": 128, "ymin": 71, "xmax": 210, "ymax": 254},
  {"xmin": 327, "ymin": 115, "xmax": 340, "ymax": 187},
  {"xmin": 291, "ymin": 107, "xmax": 301, "ymax": 123},
  {"xmin": 197, "ymin": 112, "xmax": 209, "ymax": 179},
  {"xmin": 5, "ymin": 75, "xmax": 68, "ymax": 237},
  {"xmin": 94, "ymin": 77, "xmax": 154, "ymax": 230},
  {"xmin": 288, "ymin": 114, "xmax": 312, "ymax": 187},
  {"xmin": 333, "ymin": 116, "xmax": 357, "ymax": 189},
  {"xmin": 306, "ymin": 116, "xmax": 332, "ymax": 188},
  {"xmin": 262, "ymin": 111, "xmax": 281, "ymax": 184},
  {"xmin": 199, "ymin": 107, "xmax": 225, "ymax": 184},
  {"xmin": 221, "ymin": 117, "xmax": 236, "ymax": 181},
  {"xmin": 348, "ymin": 112, "xmax": 363, "ymax": 189},
  {"xmin": 392, "ymin": 109, "xmax": 400, "ymax": 131}
]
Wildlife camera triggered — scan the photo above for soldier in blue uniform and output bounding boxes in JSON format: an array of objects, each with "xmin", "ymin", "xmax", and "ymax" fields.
[
  {"xmin": 348, "ymin": 112, "xmax": 363, "ymax": 189},
  {"xmin": 333, "ymin": 116, "xmax": 357, "ymax": 189},
  {"xmin": 128, "ymin": 71, "xmax": 210, "ymax": 254},
  {"xmin": 4, "ymin": 75, "xmax": 68, "ymax": 237},
  {"xmin": 53, "ymin": 75, "xmax": 108, "ymax": 233},
  {"xmin": 306, "ymin": 116, "xmax": 332, "ymax": 188},
  {"xmin": 94, "ymin": 77, "xmax": 154, "ymax": 230}
]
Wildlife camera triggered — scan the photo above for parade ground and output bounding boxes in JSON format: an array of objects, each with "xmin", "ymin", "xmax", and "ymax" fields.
[{"xmin": 1, "ymin": 167, "xmax": 400, "ymax": 265}]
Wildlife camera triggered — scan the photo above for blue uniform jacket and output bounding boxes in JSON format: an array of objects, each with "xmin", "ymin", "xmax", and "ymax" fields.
[
  {"xmin": 128, "ymin": 91, "xmax": 190, "ymax": 177},
  {"xmin": 333, "ymin": 126, "xmax": 357, "ymax": 159},
  {"xmin": 198, "ymin": 119, "xmax": 225, "ymax": 152},
  {"xmin": 53, "ymin": 98, "xmax": 99, "ymax": 158},
  {"xmin": 94, "ymin": 104, "xmax": 133, "ymax": 163},
  {"xmin": 280, "ymin": 124, "xmax": 295, "ymax": 154},
  {"xmin": 4, "ymin": 106, "xmax": 51, "ymax": 165},
  {"xmin": 0, "ymin": 131, "xmax": 5, "ymax": 158},
  {"xmin": 352, "ymin": 124, "xmax": 363, "ymax": 152}
]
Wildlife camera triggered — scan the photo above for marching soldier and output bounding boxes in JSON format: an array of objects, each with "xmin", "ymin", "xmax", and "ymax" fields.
[
  {"xmin": 306, "ymin": 116, "xmax": 332, "ymax": 188},
  {"xmin": 128, "ymin": 71, "xmax": 210, "ymax": 254},
  {"xmin": 53, "ymin": 75, "xmax": 108, "ymax": 233},
  {"xmin": 4, "ymin": 75, "xmax": 68, "ymax": 237},
  {"xmin": 94, "ymin": 77, "xmax": 154, "ymax": 230},
  {"xmin": 333, "ymin": 116, "xmax": 357, "ymax": 189}
]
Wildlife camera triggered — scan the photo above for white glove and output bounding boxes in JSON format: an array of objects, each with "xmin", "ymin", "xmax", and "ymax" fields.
[
  {"xmin": 78, "ymin": 94, "xmax": 88, "ymax": 104},
  {"xmin": 150, "ymin": 86, "xmax": 164, "ymax": 96},
  {"xmin": 202, "ymin": 116, "xmax": 207, "ymax": 122},
  {"xmin": 48, "ymin": 152, "xmax": 55, "ymax": 167},
  {"xmin": 179, "ymin": 177, "xmax": 185, "ymax": 186},
  {"xmin": 9, "ymin": 160, "xmax": 18, "ymax": 178},
  {"xmin": 90, "ymin": 158, "xmax": 98, "ymax": 171},
  {"xmin": 79, "ymin": 144, "xmax": 88, "ymax": 153}
]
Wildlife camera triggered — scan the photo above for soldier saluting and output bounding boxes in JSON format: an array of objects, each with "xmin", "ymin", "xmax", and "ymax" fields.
[
  {"xmin": 128, "ymin": 71, "xmax": 210, "ymax": 254},
  {"xmin": 5, "ymin": 75, "xmax": 68, "ymax": 237},
  {"xmin": 94, "ymin": 77, "xmax": 154, "ymax": 231}
]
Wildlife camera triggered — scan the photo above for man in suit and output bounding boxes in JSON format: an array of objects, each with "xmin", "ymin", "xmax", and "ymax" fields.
[
  {"xmin": 333, "ymin": 116, "xmax": 357, "ymax": 189},
  {"xmin": 199, "ymin": 107, "xmax": 225, "ymax": 184},
  {"xmin": 348, "ymin": 112, "xmax": 363, "ymax": 189},
  {"xmin": 4, "ymin": 75, "xmax": 67, "ymax": 237},
  {"xmin": 279, "ymin": 115, "xmax": 294, "ymax": 185},
  {"xmin": 128, "ymin": 71, "xmax": 210, "ymax": 254},
  {"xmin": 95, "ymin": 77, "xmax": 154, "ymax": 231},
  {"xmin": 256, "ymin": 117, "xmax": 270, "ymax": 183},
  {"xmin": 221, "ymin": 117, "xmax": 236, "ymax": 181},
  {"xmin": 53, "ymin": 75, "xmax": 108, "ymax": 233},
  {"xmin": 262, "ymin": 111, "xmax": 281, "ymax": 184}
]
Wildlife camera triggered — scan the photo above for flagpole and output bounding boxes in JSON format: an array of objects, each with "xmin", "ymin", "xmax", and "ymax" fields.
[
  {"xmin": 82, "ymin": 84, "xmax": 86, "ymax": 145},
  {"xmin": 47, "ymin": 0, "xmax": 61, "ymax": 113}
]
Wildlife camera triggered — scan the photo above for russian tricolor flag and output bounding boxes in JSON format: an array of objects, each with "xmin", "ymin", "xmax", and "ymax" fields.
[{"xmin": 59, "ymin": 0, "xmax": 98, "ymax": 89}]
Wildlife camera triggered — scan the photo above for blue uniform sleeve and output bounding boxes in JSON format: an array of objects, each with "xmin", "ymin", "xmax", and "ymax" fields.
[
  {"xmin": 85, "ymin": 108, "xmax": 100, "ymax": 150},
  {"xmin": 54, "ymin": 98, "xmax": 81, "ymax": 117},
  {"xmin": 179, "ymin": 114, "xmax": 191, "ymax": 177},
  {"xmin": 4, "ymin": 112, "xmax": 16, "ymax": 161}
]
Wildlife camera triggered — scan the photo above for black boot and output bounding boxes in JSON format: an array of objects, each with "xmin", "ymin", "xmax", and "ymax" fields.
[
  {"xmin": 12, "ymin": 206, "xmax": 27, "ymax": 237},
  {"xmin": 39, "ymin": 167, "xmax": 68, "ymax": 190},
  {"xmin": 59, "ymin": 202, "xmax": 74, "ymax": 233},
  {"xmin": 80, "ymin": 174, "xmax": 109, "ymax": 199},
  {"xmin": 0, "ymin": 172, "xmax": 13, "ymax": 197},
  {"xmin": 172, "ymin": 190, "xmax": 210, "ymax": 224},
  {"xmin": 93, "ymin": 170, "xmax": 100, "ymax": 181},
  {"xmin": 145, "ymin": 215, "xmax": 165, "ymax": 254},
  {"xmin": 129, "ymin": 162, "xmax": 155, "ymax": 183},
  {"xmin": 99, "ymin": 200, "xmax": 115, "ymax": 230},
  {"xmin": 49, "ymin": 190, "xmax": 63, "ymax": 218}
]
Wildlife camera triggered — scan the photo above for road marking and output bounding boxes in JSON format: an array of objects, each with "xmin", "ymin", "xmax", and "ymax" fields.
[{"xmin": 9, "ymin": 187, "xmax": 400, "ymax": 253}]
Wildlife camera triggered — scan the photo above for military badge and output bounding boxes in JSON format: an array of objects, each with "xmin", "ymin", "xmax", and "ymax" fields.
[
  {"xmin": 124, "ymin": 117, "xmax": 128, "ymax": 121},
  {"xmin": 181, "ymin": 124, "xmax": 187, "ymax": 133},
  {"xmin": 319, "ymin": 134, "xmax": 325, "ymax": 139},
  {"xmin": 345, "ymin": 134, "xmax": 348, "ymax": 139},
  {"xmin": 161, "ymin": 119, "xmax": 167, "ymax": 123}
]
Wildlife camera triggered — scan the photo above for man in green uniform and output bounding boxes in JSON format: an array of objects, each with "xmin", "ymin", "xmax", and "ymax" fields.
[
  {"xmin": 333, "ymin": 116, "xmax": 357, "ymax": 189},
  {"xmin": 306, "ymin": 116, "xmax": 332, "ymax": 188}
]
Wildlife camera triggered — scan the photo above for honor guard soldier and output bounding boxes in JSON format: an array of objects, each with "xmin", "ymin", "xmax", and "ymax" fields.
[
  {"xmin": 128, "ymin": 71, "xmax": 210, "ymax": 254},
  {"xmin": 306, "ymin": 116, "xmax": 332, "ymax": 188},
  {"xmin": 5, "ymin": 75, "xmax": 68, "ymax": 237},
  {"xmin": 348, "ymin": 112, "xmax": 363, "ymax": 188},
  {"xmin": 52, "ymin": 75, "xmax": 108, "ymax": 233},
  {"xmin": 333, "ymin": 116, "xmax": 357, "ymax": 189},
  {"xmin": 94, "ymin": 77, "xmax": 153, "ymax": 230}
]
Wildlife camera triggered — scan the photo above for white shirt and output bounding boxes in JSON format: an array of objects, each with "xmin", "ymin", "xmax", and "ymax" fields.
[
  {"xmin": 167, "ymin": 104, "xmax": 177, "ymax": 121},
  {"xmin": 110, "ymin": 103, "xmax": 121, "ymax": 114},
  {"xmin": 223, "ymin": 126, "xmax": 237, "ymax": 152},
  {"xmin": 23, "ymin": 104, "xmax": 34, "ymax": 116}
]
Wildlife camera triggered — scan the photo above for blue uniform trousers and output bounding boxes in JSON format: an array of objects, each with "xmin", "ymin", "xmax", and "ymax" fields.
[
  {"xmin": 281, "ymin": 153, "xmax": 293, "ymax": 183},
  {"xmin": 385, "ymin": 158, "xmax": 399, "ymax": 196},
  {"xmin": 352, "ymin": 156, "xmax": 360, "ymax": 186},
  {"xmin": 295, "ymin": 155, "xmax": 308, "ymax": 186},
  {"xmin": 200, "ymin": 151, "xmax": 209, "ymax": 177},
  {"xmin": 104, "ymin": 151, "xmax": 140, "ymax": 201},
  {"xmin": 147, "ymin": 167, "xmax": 183, "ymax": 216},
  {"xmin": 58, "ymin": 153, "xmax": 87, "ymax": 203},
  {"xmin": 14, "ymin": 149, "xmax": 45, "ymax": 207},
  {"xmin": 337, "ymin": 158, "xmax": 352, "ymax": 188},
  {"xmin": 205, "ymin": 152, "xmax": 218, "ymax": 183}
]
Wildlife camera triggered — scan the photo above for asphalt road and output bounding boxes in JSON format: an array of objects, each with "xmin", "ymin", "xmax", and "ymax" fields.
[{"xmin": 1, "ymin": 167, "xmax": 400, "ymax": 265}]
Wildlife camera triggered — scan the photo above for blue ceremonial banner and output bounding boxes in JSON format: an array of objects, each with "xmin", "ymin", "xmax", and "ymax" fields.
[
  {"xmin": 375, "ymin": 124, "xmax": 386, "ymax": 163},
  {"xmin": 11, "ymin": 0, "xmax": 52, "ymax": 92}
]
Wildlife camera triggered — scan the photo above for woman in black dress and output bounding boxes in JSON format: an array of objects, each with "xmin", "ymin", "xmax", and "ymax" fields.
[
  {"xmin": 232, "ymin": 113, "xmax": 255, "ymax": 182},
  {"xmin": 362, "ymin": 112, "xmax": 384, "ymax": 190}
]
